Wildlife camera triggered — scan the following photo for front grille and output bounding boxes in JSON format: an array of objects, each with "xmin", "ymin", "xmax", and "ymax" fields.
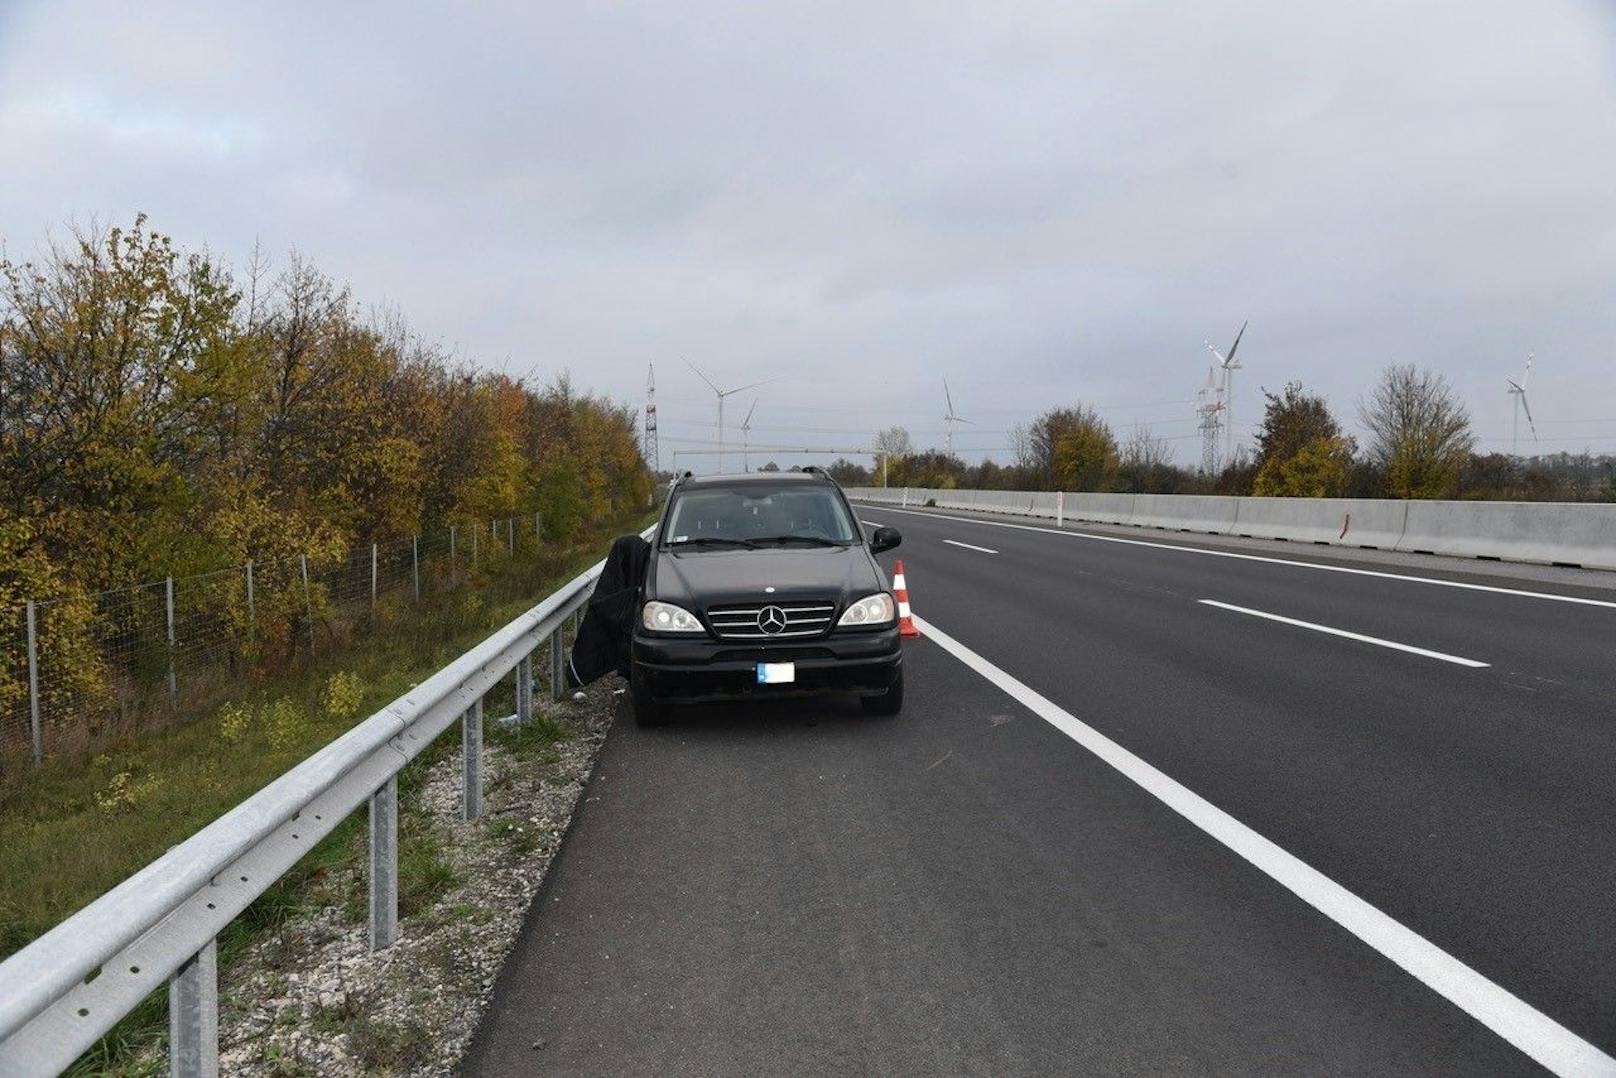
[{"xmin": 706, "ymin": 601, "xmax": 836, "ymax": 640}]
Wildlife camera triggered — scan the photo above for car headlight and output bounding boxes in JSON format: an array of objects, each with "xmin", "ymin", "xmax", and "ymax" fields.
[
  {"xmin": 836, "ymin": 592, "xmax": 896, "ymax": 628},
  {"xmin": 642, "ymin": 600, "xmax": 703, "ymax": 633}
]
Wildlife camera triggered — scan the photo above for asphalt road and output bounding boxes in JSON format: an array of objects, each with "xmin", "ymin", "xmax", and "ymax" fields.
[{"xmin": 464, "ymin": 507, "xmax": 1616, "ymax": 1076}]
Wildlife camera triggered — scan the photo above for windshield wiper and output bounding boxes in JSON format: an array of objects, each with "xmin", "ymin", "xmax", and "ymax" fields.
[
  {"xmin": 750, "ymin": 535, "xmax": 849, "ymax": 547},
  {"xmin": 665, "ymin": 536, "xmax": 762, "ymax": 549}
]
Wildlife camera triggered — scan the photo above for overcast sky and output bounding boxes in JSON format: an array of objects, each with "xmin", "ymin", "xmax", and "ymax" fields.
[{"xmin": 3, "ymin": 1, "xmax": 1614, "ymax": 470}]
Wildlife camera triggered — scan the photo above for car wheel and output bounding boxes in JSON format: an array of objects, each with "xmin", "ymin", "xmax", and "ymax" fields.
[
  {"xmin": 631, "ymin": 673, "xmax": 670, "ymax": 728},
  {"xmin": 860, "ymin": 667, "xmax": 904, "ymax": 716}
]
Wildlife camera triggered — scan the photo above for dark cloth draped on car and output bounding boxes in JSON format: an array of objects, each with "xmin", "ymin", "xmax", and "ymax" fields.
[{"xmin": 568, "ymin": 534, "xmax": 652, "ymax": 687}]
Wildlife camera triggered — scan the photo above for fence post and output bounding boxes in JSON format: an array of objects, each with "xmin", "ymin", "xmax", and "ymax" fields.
[
  {"xmin": 550, "ymin": 625, "xmax": 567, "ymax": 702},
  {"xmin": 300, "ymin": 555, "xmax": 315, "ymax": 652},
  {"xmin": 369, "ymin": 775, "xmax": 398, "ymax": 951},
  {"xmin": 412, "ymin": 536, "xmax": 420, "ymax": 602},
  {"xmin": 462, "ymin": 698, "xmax": 483, "ymax": 820},
  {"xmin": 168, "ymin": 937, "xmax": 218, "ymax": 1078},
  {"xmin": 25, "ymin": 600, "xmax": 42, "ymax": 766},
  {"xmin": 370, "ymin": 542, "xmax": 378, "ymax": 607},
  {"xmin": 508, "ymin": 517, "xmax": 515, "ymax": 556},
  {"xmin": 535, "ymin": 511, "xmax": 542, "ymax": 547},
  {"xmin": 450, "ymin": 524, "xmax": 457, "ymax": 564},
  {"xmin": 472, "ymin": 524, "xmax": 478, "ymax": 563},
  {"xmin": 245, "ymin": 560, "xmax": 256, "ymax": 647},
  {"xmin": 165, "ymin": 577, "xmax": 177, "ymax": 697},
  {"xmin": 516, "ymin": 655, "xmax": 533, "ymax": 725}
]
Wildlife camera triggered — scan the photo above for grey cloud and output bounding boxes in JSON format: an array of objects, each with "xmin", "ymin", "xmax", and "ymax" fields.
[{"xmin": 2, "ymin": 0, "xmax": 1614, "ymax": 464}]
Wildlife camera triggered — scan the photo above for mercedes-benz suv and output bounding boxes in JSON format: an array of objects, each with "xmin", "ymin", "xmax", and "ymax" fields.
[{"xmin": 631, "ymin": 469, "xmax": 904, "ymax": 726}]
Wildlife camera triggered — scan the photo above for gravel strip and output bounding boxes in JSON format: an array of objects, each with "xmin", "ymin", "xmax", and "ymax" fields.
[{"xmin": 182, "ymin": 683, "xmax": 618, "ymax": 1076}]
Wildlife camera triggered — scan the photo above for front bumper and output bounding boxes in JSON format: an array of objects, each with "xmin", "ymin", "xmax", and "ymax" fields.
[{"xmin": 632, "ymin": 627, "xmax": 902, "ymax": 703}]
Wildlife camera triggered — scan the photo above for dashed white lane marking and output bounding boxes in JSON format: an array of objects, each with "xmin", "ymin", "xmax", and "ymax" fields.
[
  {"xmin": 860, "ymin": 505, "xmax": 1616, "ymax": 611},
  {"xmin": 1199, "ymin": 600, "xmax": 1490, "ymax": 668},
  {"xmin": 861, "ymin": 519, "xmax": 886, "ymax": 528},
  {"xmin": 912, "ymin": 613, "xmax": 1612, "ymax": 1077},
  {"xmin": 942, "ymin": 539, "xmax": 998, "ymax": 555}
]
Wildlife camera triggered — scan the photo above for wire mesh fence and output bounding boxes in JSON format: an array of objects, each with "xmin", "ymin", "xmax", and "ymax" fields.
[{"xmin": 0, "ymin": 514, "xmax": 549, "ymax": 776}]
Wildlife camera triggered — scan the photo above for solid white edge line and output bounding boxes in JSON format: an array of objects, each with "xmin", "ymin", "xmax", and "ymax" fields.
[
  {"xmin": 859, "ymin": 504, "xmax": 1616, "ymax": 611},
  {"xmin": 910, "ymin": 612, "xmax": 1613, "ymax": 1077},
  {"xmin": 942, "ymin": 539, "xmax": 999, "ymax": 555},
  {"xmin": 1199, "ymin": 600, "xmax": 1490, "ymax": 668}
]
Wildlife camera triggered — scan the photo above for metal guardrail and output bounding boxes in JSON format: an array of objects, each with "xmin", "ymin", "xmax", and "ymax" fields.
[{"xmin": 0, "ymin": 530, "xmax": 650, "ymax": 1076}]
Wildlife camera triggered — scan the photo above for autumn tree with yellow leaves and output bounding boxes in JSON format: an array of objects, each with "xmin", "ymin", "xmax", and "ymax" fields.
[{"xmin": 0, "ymin": 216, "xmax": 651, "ymax": 738}]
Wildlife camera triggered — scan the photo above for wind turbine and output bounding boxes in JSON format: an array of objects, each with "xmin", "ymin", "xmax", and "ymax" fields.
[
  {"xmin": 687, "ymin": 361, "xmax": 766, "ymax": 473},
  {"xmin": 1507, "ymin": 353, "xmax": 1537, "ymax": 457},
  {"xmin": 942, "ymin": 379, "xmax": 973, "ymax": 458},
  {"xmin": 1205, "ymin": 320, "xmax": 1248, "ymax": 467},
  {"xmin": 740, "ymin": 400, "xmax": 757, "ymax": 473}
]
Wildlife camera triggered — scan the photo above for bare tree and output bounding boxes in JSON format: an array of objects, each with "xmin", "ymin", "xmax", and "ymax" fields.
[
  {"xmin": 242, "ymin": 238, "xmax": 270, "ymax": 334},
  {"xmin": 873, "ymin": 425, "xmax": 912, "ymax": 485},
  {"xmin": 874, "ymin": 425, "xmax": 912, "ymax": 458},
  {"xmin": 1119, "ymin": 424, "xmax": 1174, "ymax": 492},
  {"xmin": 1358, "ymin": 365, "xmax": 1474, "ymax": 498},
  {"xmin": 1009, "ymin": 423, "xmax": 1033, "ymax": 471}
]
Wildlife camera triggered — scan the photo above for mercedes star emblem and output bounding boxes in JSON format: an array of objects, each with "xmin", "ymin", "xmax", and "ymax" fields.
[{"xmin": 756, "ymin": 605, "xmax": 788, "ymax": 634}]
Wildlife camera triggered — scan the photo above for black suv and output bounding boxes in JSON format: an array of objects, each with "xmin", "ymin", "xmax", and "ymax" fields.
[{"xmin": 631, "ymin": 469, "xmax": 904, "ymax": 726}]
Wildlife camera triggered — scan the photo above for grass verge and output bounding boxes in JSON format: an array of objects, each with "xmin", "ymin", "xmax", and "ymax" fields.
[{"xmin": 0, "ymin": 511, "xmax": 650, "ymax": 1073}]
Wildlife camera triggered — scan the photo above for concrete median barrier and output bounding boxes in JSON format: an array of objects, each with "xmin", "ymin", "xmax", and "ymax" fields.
[
  {"xmin": 1232, "ymin": 497, "xmax": 1409, "ymax": 550},
  {"xmin": 846, "ymin": 486, "xmax": 1612, "ymax": 572},
  {"xmin": 1397, "ymin": 501, "xmax": 1616, "ymax": 569},
  {"xmin": 1065, "ymin": 493, "xmax": 1136, "ymax": 526},
  {"xmin": 1129, "ymin": 494, "xmax": 1239, "ymax": 534}
]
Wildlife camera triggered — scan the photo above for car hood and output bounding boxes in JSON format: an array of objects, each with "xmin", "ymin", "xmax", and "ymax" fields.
[{"xmin": 649, "ymin": 545, "xmax": 880, "ymax": 612}]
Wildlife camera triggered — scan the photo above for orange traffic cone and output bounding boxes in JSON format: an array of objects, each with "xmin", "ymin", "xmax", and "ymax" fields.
[{"xmin": 893, "ymin": 559, "xmax": 920, "ymax": 638}]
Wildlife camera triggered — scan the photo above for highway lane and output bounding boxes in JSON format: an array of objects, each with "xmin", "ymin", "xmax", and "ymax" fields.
[
  {"xmin": 463, "ymin": 508, "xmax": 1616, "ymax": 1074},
  {"xmin": 866, "ymin": 504, "xmax": 1616, "ymax": 1061},
  {"xmin": 856, "ymin": 506, "xmax": 1616, "ymax": 701},
  {"xmin": 465, "ymin": 641, "xmax": 1533, "ymax": 1076}
]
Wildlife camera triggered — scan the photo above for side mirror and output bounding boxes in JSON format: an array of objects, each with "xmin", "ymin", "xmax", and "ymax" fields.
[{"xmin": 869, "ymin": 526, "xmax": 902, "ymax": 554}]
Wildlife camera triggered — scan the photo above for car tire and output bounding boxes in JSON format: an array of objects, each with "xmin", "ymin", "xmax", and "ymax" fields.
[
  {"xmin": 631, "ymin": 673, "xmax": 670, "ymax": 728},
  {"xmin": 860, "ymin": 667, "xmax": 904, "ymax": 716}
]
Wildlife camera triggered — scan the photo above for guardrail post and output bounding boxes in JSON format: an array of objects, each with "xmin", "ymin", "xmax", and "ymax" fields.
[
  {"xmin": 245, "ymin": 560, "xmax": 256, "ymax": 648},
  {"xmin": 516, "ymin": 655, "xmax": 533, "ymax": 725},
  {"xmin": 550, "ymin": 625, "xmax": 567, "ymax": 702},
  {"xmin": 1056, "ymin": 491, "xmax": 1065, "ymax": 528},
  {"xmin": 369, "ymin": 776, "xmax": 398, "ymax": 951},
  {"xmin": 463, "ymin": 699, "xmax": 483, "ymax": 820},
  {"xmin": 411, "ymin": 536, "xmax": 420, "ymax": 601},
  {"xmin": 299, "ymin": 555, "xmax": 315, "ymax": 652},
  {"xmin": 25, "ymin": 599, "xmax": 42, "ymax": 765},
  {"xmin": 165, "ymin": 577, "xmax": 177, "ymax": 697},
  {"xmin": 370, "ymin": 542, "xmax": 378, "ymax": 607},
  {"xmin": 168, "ymin": 937, "xmax": 218, "ymax": 1078}
]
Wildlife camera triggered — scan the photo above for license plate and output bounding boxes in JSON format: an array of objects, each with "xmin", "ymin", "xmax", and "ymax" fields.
[{"xmin": 757, "ymin": 662, "xmax": 796, "ymax": 685}]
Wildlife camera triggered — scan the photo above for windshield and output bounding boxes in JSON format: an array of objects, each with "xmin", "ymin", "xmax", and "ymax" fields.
[{"xmin": 664, "ymin": 483, "xmax": 858, "ymax": 546}]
